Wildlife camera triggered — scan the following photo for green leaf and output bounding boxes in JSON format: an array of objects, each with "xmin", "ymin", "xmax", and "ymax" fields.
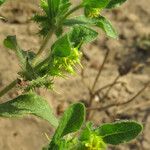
[
  {"xmin": 83, "ymin": 0, "xmax": 110, "ymax": 8},
  {"xmin": 95, "ymin": 16, "xmax": 117, "ymax": 38},
  {"xmin": 4, "ymin": 36, "xmax": 27, "ymax": 69},
  {"xmin": 0, "ymin": 93, "xmax": 58, "ymax": 127},
  {"xmin": 65, "ymin": 16, "xmax": 117, "ymax": 38},
  {"xmin": 4, "ymin": 35, "xmax": 18, "ymax": 50},
  {"xmin": 64, "ymin": 16, "xmax": 94, "ymax": 26},
  {"xmin": 47, "ymin": 0, "xmax": 70, "ymax": 18},
  {"xmin": 52, "ymin": 34, "xmax": 72, "ymax": 57},
  {"xmin": 51, "ymin": 103, "xmax": 85, "ymax": 142},
  {"xmin": 106, "ymin": 0, "xmax": 127, "ymax": 9},
  {"xmin": 0, "ymin": 0, "xmax": 5, "ymax": 6},
  {"xmin": 69, "ymin": 25, "xmax": 98, "ymax": 47},
  {"xmin": 97, "ymin": 120, "xmax": 143, "ymax": 145}
]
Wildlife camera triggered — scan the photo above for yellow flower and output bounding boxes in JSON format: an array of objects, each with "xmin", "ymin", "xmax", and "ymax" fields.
[
  {"xmin": 85, "ymin": 8, "xmax": 102, "ymax": 18},
  {"xmin": 84, "ymin": 134, "xmax": 106, "ymax": 150}
]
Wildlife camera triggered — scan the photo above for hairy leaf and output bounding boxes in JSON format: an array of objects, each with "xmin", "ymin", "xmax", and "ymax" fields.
[
  {"xmin": 95, "ymin": 16, "xmax": 117, "ymax": 38},
  {"xmin": 97, "ymin": 120, "xmax": 143, "ymax": 145},
  {"xmin": 69, "ymin": 25, "xmax": 98, "ymax": 47},
  {"xmin": 3, "ymin": 36, "xmax": 26, "ymax": 68},
  {"xmin": 65, "ymin": 16, "xmax": 117, "ymax": 38},
  {"xmin": 83, "ymin": 0, "xmax": 110, "ymax": 8},
  {"xmin": 52, "ymin": 34, "xmax": 72, "ymax": 57},
  {"xmin": 0, "ymin": 93, "xmax": 58, "ymax": 127},
  {"xmin": 106, "ymin": 0, "xmax": 127, "ymax": 9},
  {"xmin": 50, "ymin": 103, "xmax": 85, "ymax": 148},
  {"xmin": 64, "ymin": 16, "xmax": 94, "ymax": 26}
]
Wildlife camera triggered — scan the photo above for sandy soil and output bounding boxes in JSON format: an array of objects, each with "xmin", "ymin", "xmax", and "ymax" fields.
[{"xmin": 0, "ymin": 0, "xmax": 150, "ymax": 150}]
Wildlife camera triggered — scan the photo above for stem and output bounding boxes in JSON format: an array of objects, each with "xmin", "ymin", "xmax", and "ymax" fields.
[
  {"xmin": 0, "ymin": 79, "xmax": 19, "ymax": 98},
  {"xmin": 88, "ymin": 49, "xmax": 110, "ymax": 106},
  {"xmin": 91, "ymin": 49, "xmax": 110, "ymax": 92},
  {"xmin": 33, "ymin": 30, "xmax": 54, "ymax": 64},
  {"xmin": 86, "ymin": 50, "xmax": 109, "ymax": 120}
]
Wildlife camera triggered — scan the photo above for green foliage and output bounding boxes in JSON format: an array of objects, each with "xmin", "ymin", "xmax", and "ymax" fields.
[
  {"xmin": 96, "ymin": 120, "xmax": 143, "ymax": 145},
  {"xmin": 49, "ymin": 103, "xmax": 85, "ymax": 149},
  {"xmin": 0, "ymin": 93, "xmax": 58, "ymax": 127},
  {"xmin": 0, "ymin": 0, "xmax": 5, "ymax": 5},
  {"xmin": 69, "ymin": 25, "xmax": 98, "ymax": 47},
  {"xmin": 82, "ymin": 0, "xmax": 110, "ymax": 8},
  {"xmin": 52, "ymin": 34, "xmax": 72, "ymax": 57},
  {"xmin": 33, "ymin": 0, "xmax": 71, "ymax": 36},
  {"xmin": 4, "ymin": 36, "xmax": 28, "ymax": 69},
  {"xmin": 0, "ymin": 0, "xmax": 143, "ymax": 150},
  {"xmin": 4, "ymin": 35, "xmax": 18, "ymax": 50},
  {"xmin": 95, "ymin": 16, "xmax": 117, "ymax": 38},
  {"xmin": 106, "ymin": 0, "xmax": 127, "ymax": 9},
  {"xmin": 37, "ymin": 25, "xmax": 97, "ymax": 77},
  {"xmin": 65, "ymin": 16, "xmax": 117, "ymax": 38},
  {"xmin": 79, "ymin": 122, "xmax": 107, "ymax": 149}
]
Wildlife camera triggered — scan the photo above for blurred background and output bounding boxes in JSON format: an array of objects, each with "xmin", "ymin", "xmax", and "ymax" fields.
[{"xmin": 0, "ymin": 0, "xmax": 150, "ymax": 149}]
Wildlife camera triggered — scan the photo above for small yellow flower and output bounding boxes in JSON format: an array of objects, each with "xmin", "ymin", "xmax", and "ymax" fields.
[
  {"xmin": 85, "ymin": 8, "xmax": 102, "ymax": 18},
  {"xmin": 84, "ymin": 134, "xmax": 106, "ymax": 150}
]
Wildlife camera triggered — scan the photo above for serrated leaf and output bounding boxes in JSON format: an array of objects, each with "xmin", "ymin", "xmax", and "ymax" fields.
[
  {"xmin": 50, "ymin": 103, "xmax": 85, "ymax": 147},
  {"xmin": 83, "ymin": 0, "xmax": 110, "ymax": 8},
  {"xmin": 4, "ymin": 35, "xmax": 18, "ymax": 50},
  {"xmin": 69, "ymin": 25, "xmax": 98, "ymax": 47},
  {"xmin": 106, "ymin": 0, "xmax": 127, "ymax": 9},
  {"xmin": 52, "ymin": 34, "xmax": 72, "ymax": 57},
  {"xmin": 97, "ymin": 120, "xmax": 143, "ymax": 145},
  {"xmin": 0, "ymin": 93, "xmax": 58, "ymax": 127}
]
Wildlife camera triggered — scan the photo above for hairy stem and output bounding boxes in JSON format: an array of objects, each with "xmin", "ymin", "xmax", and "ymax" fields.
[{"xmin": 0, "ymin": 79, "xmax": 19, "ymax": 98}]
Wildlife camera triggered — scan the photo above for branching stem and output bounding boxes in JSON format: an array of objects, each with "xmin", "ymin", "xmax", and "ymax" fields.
[{"xmin": 87, "ymin": 81, "xmax": 150, "ymax": 111}]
